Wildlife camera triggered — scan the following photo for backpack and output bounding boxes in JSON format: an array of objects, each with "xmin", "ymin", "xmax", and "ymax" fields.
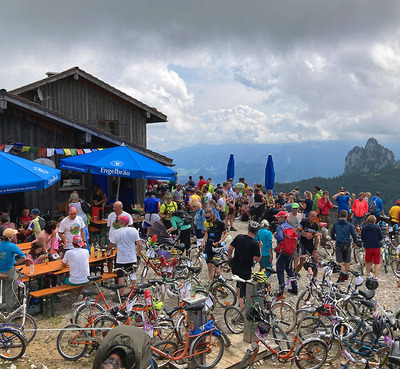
[
  {"xmin": 80, "ymin": 200, "xmax": 91, "ymax": 214},
  {"xmin": 368, "ymin": 199, "xmax": 377, "ymax": 214},
  {"xmin": 173, "ymin": 210, "xmax": 192, "ymax": 226},
  {"xmin": 276, "ymin": 226, "xmax": 298, "ymax": 256}
]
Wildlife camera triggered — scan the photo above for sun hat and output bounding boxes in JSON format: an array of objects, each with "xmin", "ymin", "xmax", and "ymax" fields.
[
  {"xmin": 69, "ymin": 206, "xmax": 78, "ymax": 214},
  {"xmin": 274, "ymin": 211, "xmax": 288, "ymax": 218},
  {"xmin": 396, "ymin": 199, "xmax": 400, "ymax": 206},
  {"xmin": 2, "ymin": 228, "xmax": 18, "ymax": 241},
  {"xmin": 72, "ymin": 235, "xmax": 84, "ymax": 247}
]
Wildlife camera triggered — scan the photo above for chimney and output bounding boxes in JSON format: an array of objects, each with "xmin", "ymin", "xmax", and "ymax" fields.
[{"xmin": 46, "ymin": 72, "xmax": 58, "ymax": 77}]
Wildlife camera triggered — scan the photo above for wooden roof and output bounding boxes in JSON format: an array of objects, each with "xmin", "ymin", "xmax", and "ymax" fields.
[
  {"xmin": 0, "ymin": 90, "xmax": 173, "ymax": 166},
  {"xmin": 10, "ymin": 67, "xmax": 167, "ymax": 124}
]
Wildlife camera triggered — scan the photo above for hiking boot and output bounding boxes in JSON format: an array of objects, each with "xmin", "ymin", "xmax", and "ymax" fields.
[
  {"xmin": 287, "ymin": 288, "xmax": 298, "ymax": 295},
  {"xmin": 230, "ymin": 226, "xmax": 237, "ymax": 232}
]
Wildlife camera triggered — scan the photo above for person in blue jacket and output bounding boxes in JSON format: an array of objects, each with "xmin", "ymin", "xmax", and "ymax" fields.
[
  {"xmin": 369, "ymin": 192, "xmax": 385, "ymax": 223},
  {"xmin": 331, "ymin": 210, "xmax": 357, "ymax": 278},
  {"xmin": 361, "ymin": 215, "xmax": 383, "ymax": 279}
]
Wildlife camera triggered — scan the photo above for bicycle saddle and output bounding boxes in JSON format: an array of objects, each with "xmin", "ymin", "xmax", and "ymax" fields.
[
  {"xmin": 184, "ymin": 301, "xmax": 205, "ymax": 311},
  {"xmin": 266, "ymin": 267, "xmax": 276, "ymax": 275},
  {"xmin": 108, "ymin": 284, "xmax": 127, "ymax": 292},
  {"xmin": 359, "ymin": 289, "xmax": 375, "ymax": 300},
  {"xmin": 360, "ymin": 299, "xmax": 376, "ymax": 309},
  {"xmin": 148, "ymin": 280, "xmax": 163, "ymax": 285},
  {"xmin": 136, "ymin": 283, "xmax": 152, "ymax": 289},
  {"xmin": 88, "ymin": 275, "xmax": 102, "ymax": 282},
  {"xmin": 209, "ymin": 259, "xmax": 223, "ymax": 267},
  {"xmin": 187, "ymin": 266, "xmax": 201, "ymax": 274},
  {"xmin": 164, "ymin": 306, "xmax": 181, "ymax": 316},
  {"xmin": 349, "ymin": 270, "xmax": 361, "ymax": 278},
  {"xmin": 82, "ymin": 289, "xmax": 99, "ymax": 297}
]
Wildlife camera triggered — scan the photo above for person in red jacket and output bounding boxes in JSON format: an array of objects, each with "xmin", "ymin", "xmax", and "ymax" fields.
[
  {"xmin": 317, "ymin": 191, "xmax": 333, "ymax": 227},
  {"xmin": 197, "ymin": 175, "xmax": 206, "ymax": 191},
  {"xmin": 352, "ymin": 192, "xmax": 369, "ymax": 226}
]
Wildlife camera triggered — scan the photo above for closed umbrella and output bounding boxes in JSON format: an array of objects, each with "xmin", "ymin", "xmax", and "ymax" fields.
[
  {"xmin": 265, "ymin": 154, "xmax": 275, "ymax": 191},
  {"xmin": 226, "ymin": 153, "xmax": 235, "ymax": 181},
  {"xmin": 60, "ymin": 145, "xmax": 175, "ymax": 200},
  {"xmin": 0, "ymin": 151, "xmax": 60, "ymax": 194}
]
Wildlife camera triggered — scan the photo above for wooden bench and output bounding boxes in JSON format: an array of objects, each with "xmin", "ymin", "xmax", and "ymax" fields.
[{"xmin": 30, "ymin": 273, "xmax": 117, "ymax": 317}]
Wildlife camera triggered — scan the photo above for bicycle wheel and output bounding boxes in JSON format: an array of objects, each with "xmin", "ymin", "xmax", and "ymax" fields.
[
  {"xmin": 383, "ymin": 249, "xmax": 389, "ymax": 273},
  {"xmin": 0, "ymin": 328, "xmax": 27, "ymax": 360},
  {"xmin": 271, "ymin": 323, "xmax": 292, "ymax": 351},
  {"xmin": 325, "ymin": 338, "xmax": 341, "ymax": 363},
  {"xmin": 72, "ymin": 302, "xmax": 105, "ymax": 326},
  {"xmin": 93, "ymin": 315, "xmax": 119, "ymax": 338},
  {"xmin": 224, "ymin": 306, "xmax": 244, "ymax": 334},
  {"xmin": 190, "ymin": 253, "xmax": 203, "ymax": 271},
  {"xmin": 295, "ymin": 339, "xmax": 328, "ymax": 369},
  {"xmin": 391, "ymin": 259, "xmax": 400, "ymax": 278},
  {"xmin": 353, "ymin": 246, "xmax": 360, "ymax": 263},
  {"xmin": 347, "ymin": 317, "xmax": 367, "ymax": 339},
  {"xmin": 218, "ymin": 260, "xmax": 232, "ymax": 280},
  {"xmin": 239, "ymin": 342, "xmax": 259, "ymax": 369},
  {"xmin": 210, "ymin": 282, "xmax": 237, "ymax": 308},
  {"xmin": 190, "ymin": 331, "xmax": 224, "ymax": 369},
  {"xmin": 214, "ymin": 321, "xmax": 231, "ymax": 347},
  {"xmin": 5, "ymin": 313, "xmax": 37, "ymax": 343},
  {"xmin": 140, "ymin": 265, "xmax": 149, "ymax": 282},
  {"xmin": 270, "ymin": 302, "xmax": 296, "ymax": 334},
  {"xmin": 297, "ymin": 316, "xmax": 327, "ymax": 340},
  {"xmin": 344, "ymin": 298, "xmax": 359, "ymax": 317},
  {"xmin": 176, "ymin": 314, "xmax": 188, "ymax": 344},
  {"xmin": 360, "ymin": 331, "xmax": 387, "ymax": 354},
  {"xmin": 151, "ymin": 340, "xmax": 179, "ymax": 369},
  {"xmin": 296, "ymin": 287, "xmax": 315, "ymax": 310},
  {"xmin": 56, "ymin": 324, "xmax": 88, "ymax": 360}
]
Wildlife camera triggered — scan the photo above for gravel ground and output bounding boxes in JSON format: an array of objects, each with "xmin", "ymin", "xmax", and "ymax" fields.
[{"xmin": 2, "ymin": 218, "xmax": 400, "ymax": 369}]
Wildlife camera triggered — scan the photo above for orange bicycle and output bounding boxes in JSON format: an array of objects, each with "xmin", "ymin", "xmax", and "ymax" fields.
[{"xmin": 151, "ymin": 302, "xmax": 224, "ymax": 369}]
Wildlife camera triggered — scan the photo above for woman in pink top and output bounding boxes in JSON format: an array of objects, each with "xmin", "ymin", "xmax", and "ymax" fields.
[
  {"xmin": 352, "ymin": 192, "xmax": 369, "ymax": 226},
  {"xmin": 36, "ymin": 220, "xmax": 57, "ymax": 254},
  {"xmin": 317, "ymin": 191, "xmax": 333, "ymax": 227},
  {"xmin": 25, "ymin": 242, "xmax": 57, "ymax": 288}
]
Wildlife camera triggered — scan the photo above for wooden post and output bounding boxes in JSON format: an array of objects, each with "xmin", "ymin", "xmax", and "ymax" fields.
[{"xmin": 243, "ymin": 280, "xmax": 257, "ymax": 343}]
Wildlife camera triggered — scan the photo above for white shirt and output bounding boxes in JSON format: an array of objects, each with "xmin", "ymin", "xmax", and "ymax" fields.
[
  {"xmin": 59, "ymin": 215, "xmax": 85, "ymax": 250},
  {"xmin": 107, "ymin": 211, "xmax": 133, "ymax": 241},
  {"xmin": 110, "ymin": 226, "xmax": 140, "ymax": 264},
  {"xmin": 69, "ymin": 202, "xmax": 87, "ymax": 224},
  {"xmin": 63, "ymin": 248, "xmax": 90, "ymax": 284}
]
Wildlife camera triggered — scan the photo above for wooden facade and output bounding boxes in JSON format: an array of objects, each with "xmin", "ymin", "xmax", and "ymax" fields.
[{"xmin": 0, "ymin": 68, "xmax": 172, "ymax": 219}]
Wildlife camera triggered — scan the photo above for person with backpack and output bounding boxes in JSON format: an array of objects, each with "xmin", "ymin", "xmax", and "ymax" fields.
[
  {"xmin": 330, "ymin": 210, "xmax": 358, "ymax": 278},
  {"xmin": 27, "ymin": 208, "xmax": 45, "ymax": 240},
  {"xmin": 295, "ymin": 211, "xmax": 320, "ymax": 274},
  {"xmin": 167, "ymin": 210, "xmax": 192, "ymax": 256},
  {"xmin": 274, "ymin": 210, "xmax": 299, "ymax": 296},
  {"xmin": 369, "ymin": 192, "xmax": 384, "ymax": 223}
]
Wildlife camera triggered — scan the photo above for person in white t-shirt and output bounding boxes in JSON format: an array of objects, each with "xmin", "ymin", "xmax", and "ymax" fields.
[
  {"xmin": 58, "ymin": 207, "xmax": 86, "ymax": 251},
  {"xmin": 62, "ymin": 235, "xmax": 90, "ymax": 295},
  {"xmin": 107, "ymin": 201, "xmax": 133, "ymax": 243},
  {"xmin": 108, "ymin": 215, "xmax": 141, "ymax": 296}
]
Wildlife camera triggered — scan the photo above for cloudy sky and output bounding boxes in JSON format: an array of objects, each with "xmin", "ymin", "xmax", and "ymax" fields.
[{"xmin": 2, "ymin": 1, "xmax": 400, "ymax": 152}]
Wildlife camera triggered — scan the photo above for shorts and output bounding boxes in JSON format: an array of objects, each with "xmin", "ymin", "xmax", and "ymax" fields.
[
  {"xmin": 114, "ymin": 261, "xmax": 137, "ymax": 278},
  {"xmin": 143, "ymin": 213, "xmax": 160, "ymax": 227},
  {"xmin": 228, "ymin": 207, "xmax": 234, "ymax": 215},
  {"xmin": 365, "ymin": 248, "xmax": 380, "ymax": 264},
  {"xmin": 63, "ymin": 277, "xmax": 89, "ymax": 286},
  {"xmin": 335, "ymin": 244, "xmax": 351, "ymax": 263},
  {"xmin": 299, "ymin": 242, "xmax": 315, "ymax": 256},
  {"xmin": 236, "ymin": 281, "xmax": 247, "ymax": 298},
  {"xmin": 219, "ymin": 211, "xmax": 226, "ymax": 221}
]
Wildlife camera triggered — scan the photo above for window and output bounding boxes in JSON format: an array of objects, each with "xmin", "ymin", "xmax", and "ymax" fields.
[{"xmin": 98, "ymin": 120, "xmax": 118, "ymax": 136}]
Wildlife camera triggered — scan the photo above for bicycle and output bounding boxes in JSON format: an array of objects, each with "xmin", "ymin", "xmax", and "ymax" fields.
[
  {"xmin": 0, "ymin": 268, "xmax": 37, "ymax": 343},
  {"xmin": 0, "ymin": 324, "xmax": 27, "ymax": 360},
  {"xmin": 151, "ymin": 302, "xmax": 224, "ymax": 369},
  {"xmin": 239, "ymin": 318, "xmax": 327, "ymax": 369}
]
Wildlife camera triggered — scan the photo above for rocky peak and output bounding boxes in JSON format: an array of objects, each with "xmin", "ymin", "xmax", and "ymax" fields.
[{"xmin": 344, "ymin": 138, "xmax": 396, "ymax": 174}]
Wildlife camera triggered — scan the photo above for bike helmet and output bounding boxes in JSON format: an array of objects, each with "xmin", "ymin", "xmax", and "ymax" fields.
[
  {"xmin": 246, "ymin": 306, "xmax": 267, "ymax": 323},
  {"xmin": 303, "ymin": 261, "xmax": 317, "ymax": 273},
  {"xmin": 366, "ymin": 277, "xmax": 379, "ymax": 290},
  {"xmin": 372, "ymin": 315, "xmax": 387, "ymax": 338},
  {"xmin": 257, "ymin": 320, "xmax": 271, "ymax": 335},
  {"xmin": 248, "ymin": 221, "xmax": 261, "ymax": 234},
  {"xmin": 252, "ymin": 271, "xmax": 268, "ymax": 284},
  {"xmin": 317, "ymin": 304, "xmax": 336, "ymax": 317}
]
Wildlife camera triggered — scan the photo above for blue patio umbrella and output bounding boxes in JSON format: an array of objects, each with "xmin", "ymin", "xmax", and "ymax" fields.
[
  {"xmin": 60, "ymin": 145, "xmax": 175, "ymax": 200},
  {"xmin": 226, "ymin": 153, "xmax": 235, "ymax": 181},
  {"xmin": 265, "ymin": 154, "xmax": 275, "ymax": 191},
  {"xmin": 0, "ymin": 151, "xmax": 61, "ymax": 194}
]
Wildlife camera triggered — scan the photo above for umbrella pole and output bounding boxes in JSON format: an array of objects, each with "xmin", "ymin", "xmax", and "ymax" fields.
[{"xmin": 116, "ymin": 176, "xmax": 121, "ymax": 202}]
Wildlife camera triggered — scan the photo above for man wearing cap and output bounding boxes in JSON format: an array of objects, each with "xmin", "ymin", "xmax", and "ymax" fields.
[
  {"xmin": 108, "ymin": 201, "xmax": 133, "ymax": 243},
  {"xmin": 28, "ymin": 208, "xmax": 45, "ymax": 239},
  {"xmin": 62, "ymin": 235, "xmax": 90, "ymax": 294},
  {"xmin": 369, "ymin": 192, "xmax": 384, "ymax": 223},
  {"xmin": 0, "ymin": 228, "xmax": 25, "ymax": 311},
  {"xmin": 108, "ymin": 215, "xmax": 141, "ymax": 297},
  {"xmin": 274, "ymin": 211, "xmax": 298, "ymax": 295},
  {"xmin": 332, "ymin": 188, "xmax": 351, "ymax": 217},
  {"xmin": 59, "ymin": 207, "xmax": 87, "ymax": 251}
]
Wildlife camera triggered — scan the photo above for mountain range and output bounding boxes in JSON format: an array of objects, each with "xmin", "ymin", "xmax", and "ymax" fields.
[{"xmin": 162, "ymin": 140, "xmax": 400, "ymax": 186}]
